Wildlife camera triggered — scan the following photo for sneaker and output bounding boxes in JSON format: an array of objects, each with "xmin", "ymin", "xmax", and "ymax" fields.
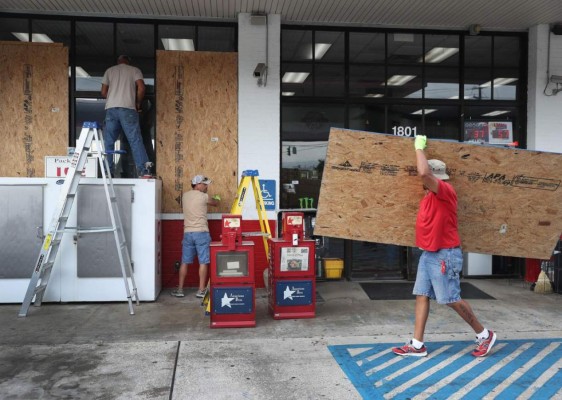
[
  {"xmin": 140, "ymin": 162, "xmax": 154, "ymax": 178},
  {"xmin": 392, "ymin": 341, "xmax": 428, "ymax": 357},
  {"xmin": 171, "ymin": 289, "xmax": 184, "ymax": 298},
  {"xmin": 472, "ymin": 330, "xmax": 497, "ymax": 357},
  {"xmin": 195, "ymin": 289, "xmax": 207, "ymax": 298}
]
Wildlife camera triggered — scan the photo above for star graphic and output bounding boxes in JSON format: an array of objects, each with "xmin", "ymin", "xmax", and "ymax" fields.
[
  {"xmin": 221, "ymin": 293, "xmax": 234, "ymax": 308},
  {"xmin": 284, "ymin": 286, "xmax": 296, "ymax": 300}
]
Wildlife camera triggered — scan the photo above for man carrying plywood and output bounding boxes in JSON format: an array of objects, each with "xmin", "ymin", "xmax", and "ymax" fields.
[{"xmin": 392, "ymin": 135, "xmax": 497, "ymax": 358}]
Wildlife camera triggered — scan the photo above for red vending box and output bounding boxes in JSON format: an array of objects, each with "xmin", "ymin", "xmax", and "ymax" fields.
[
  {"xmin": 268, "ymin": 212, "xmax": 316, "ymax": 319},
  {"xmin": 210, "ymin": 215, "xmax": 256, "ymax": 328}
]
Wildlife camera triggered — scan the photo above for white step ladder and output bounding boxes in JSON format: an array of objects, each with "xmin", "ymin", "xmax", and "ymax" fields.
[{"xmin": 19, "ymin": 121, "xmax": 139, "ymax": 317}]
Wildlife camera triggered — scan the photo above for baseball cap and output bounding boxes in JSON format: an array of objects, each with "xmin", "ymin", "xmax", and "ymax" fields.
[
  {"xmin": 428, "ymin": 159, "xmax": 449, "ymax": 180},
  {"xmin": 192, "ymin": 175, "xmax": 212, "ymax": 185}
]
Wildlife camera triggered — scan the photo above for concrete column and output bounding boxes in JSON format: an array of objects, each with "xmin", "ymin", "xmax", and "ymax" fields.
[
  {"xmin": 527, "ymin": 24, "xmax": 562, "ymax": 152},
  {"xmin": 238, "ymin": 13, "xmax": 281, "ymax": 220}
]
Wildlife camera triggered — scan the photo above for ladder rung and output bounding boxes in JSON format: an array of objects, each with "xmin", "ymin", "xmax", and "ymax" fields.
[
  {"xmin": 50, "ymin": 239, "xmax": 61, "ymax": 246},
  {"xmin": 67, "ymin": 193, "xmax": 76, "ymax": 198},
  {"xmin": 42, "ymin": 262, "xmax": 54, "ymax": 272},
  {"xmin": 35, "ymin": 284, "xmax": 47, "ymax": 295},
  {"xmin": 59, "ymin": 216, "xmax": 68, "ymax": 222}
]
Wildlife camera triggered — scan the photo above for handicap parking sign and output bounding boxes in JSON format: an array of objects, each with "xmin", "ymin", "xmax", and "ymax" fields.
[{"xmin": 259, "ymin": 179, "xmax": 276, "ymax": 210}]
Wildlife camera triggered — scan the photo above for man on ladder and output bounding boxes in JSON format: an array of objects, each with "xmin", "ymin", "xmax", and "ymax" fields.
[{"xmin": 19, "ymin": 122, "xmax": 139, "ymax": 317}]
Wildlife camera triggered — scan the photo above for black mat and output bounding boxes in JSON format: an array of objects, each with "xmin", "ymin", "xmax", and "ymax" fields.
[{"xmin": 360, "ymin": 282, "xmax": 495, "ymax": 300}]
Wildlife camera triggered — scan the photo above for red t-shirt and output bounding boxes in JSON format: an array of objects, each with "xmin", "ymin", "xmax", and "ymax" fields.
[{"xmin": 415, "ymin": 180, "xmax": 461, "ymax": 251}]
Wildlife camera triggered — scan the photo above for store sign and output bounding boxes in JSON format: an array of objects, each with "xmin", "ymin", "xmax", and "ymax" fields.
[
  {"xmin": 259, "ymin": 179, "xmax": 276, "ymax": 210},
  {"xmin": 45, "ymin": 156, "xmax": 98, "ymax": 178},
  {"xmin": 464, "ymin": 121, "xmax": 513, "ymax": 145}
]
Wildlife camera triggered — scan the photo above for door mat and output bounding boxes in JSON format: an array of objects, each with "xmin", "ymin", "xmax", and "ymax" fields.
[{"xmin": 359, "ymin": 282, "xmax": 495, "ymax": 300}]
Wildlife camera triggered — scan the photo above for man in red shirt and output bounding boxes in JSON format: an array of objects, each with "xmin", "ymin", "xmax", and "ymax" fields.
[{"xmin": 392, "ymin": 135, "xmax": 497, "ymax": 358}]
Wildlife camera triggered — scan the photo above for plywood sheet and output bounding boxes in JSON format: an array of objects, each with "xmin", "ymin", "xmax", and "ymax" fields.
[
  {"xmin": 156, "ymin": 51, "xmax": 238, "ymax": 213},
  {"xmin": 315, "ymin": 128, "xmax": 562, "ymax": 260},
  {"xmin": 0, "ymin": 41, "xmax": 68, "ymax": 177}
]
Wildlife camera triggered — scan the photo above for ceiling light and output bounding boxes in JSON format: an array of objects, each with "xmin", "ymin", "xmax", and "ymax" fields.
[
  {"xmin": 364, "ymin": 94, "xmax": 384, "ymax": 98},
  {"xmin": 480, "ymin": 78, "xmax": 518, "ymax": 88},
  {"xmin": 282, "ymin": 72, "xmax": 310, "ymax": 84},
  {"xmin": 482, "ymin": 110, "xmax": 509, "ymax": 117},
  {"xmin": 384, "ymin": 75, "xmax": 416, "ymax": 86},
  {"xmin": 282, "ymin": 92, "xmax": 295, "ymax": 96},
  {"xmin": 304, "ymin": 43, "xmax": 332, "ymax": 60},
  {"xmin": 161, "ymin": 38, "xmax": 194, "ymax": 51},
  {"xmin": 75, "ymin": 66, "xmax": 90, "ymax": 77},
  {"xmin": 420, "ymin": 47, "xmax": 459, "ymax": 63},
  {"xmin": 12, "ymin": 32, "xmax": 54, "ymax": 43},
  {"xmin": 412, "ymin": 109, "xmax": 437, "ymax": 115}
]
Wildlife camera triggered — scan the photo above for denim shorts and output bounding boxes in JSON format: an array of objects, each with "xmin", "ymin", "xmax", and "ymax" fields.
[
  {"xmin": 181, "ymin": 232, "xmax": 211, "ymax": 264},
  {"xmin": 413, "ymin": 247, "xmax": 463, "ymax": 304}
]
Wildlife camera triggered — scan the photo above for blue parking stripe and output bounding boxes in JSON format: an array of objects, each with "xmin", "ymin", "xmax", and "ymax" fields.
[{"xmin": 329, "ymin": 339, "xmax": 562, "ymax": 400}]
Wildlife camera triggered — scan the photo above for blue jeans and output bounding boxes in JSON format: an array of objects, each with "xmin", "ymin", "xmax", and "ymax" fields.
[
  {"xmin": 182, "ymin": 232, "xmax": 211, "ymax": 264},
  {"xmin": 413, "ymin": 247, "xmax": 463, "ymax": 304},
  {"xmin": 104, "ymin": 107, "xmax": 149, "ymax": 175}
]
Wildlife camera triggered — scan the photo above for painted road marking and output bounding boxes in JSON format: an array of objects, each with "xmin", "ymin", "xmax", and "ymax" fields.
[{"xmin": 329, "ymin": 339, "xmax": 562, "ymax": 400}]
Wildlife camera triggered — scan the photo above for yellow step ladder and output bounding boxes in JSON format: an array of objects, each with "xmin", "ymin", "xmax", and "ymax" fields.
[{"xmin": 203, "ymin": 170, "xmax": 272, "ymax": 313}]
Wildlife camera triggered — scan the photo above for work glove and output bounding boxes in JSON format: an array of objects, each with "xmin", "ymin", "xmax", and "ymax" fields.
[
  {"xmin": 212, "ymin": 194, "xmax": 221, "ymax": 201},
  {"xmin": 414, "ymin": 135, "xmax": 427, "ymax": 151}
]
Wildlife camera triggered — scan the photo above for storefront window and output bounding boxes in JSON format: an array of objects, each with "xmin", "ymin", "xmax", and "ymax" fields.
[
  {"xmin": 116, "ymin": 23, "xmax": 155, "ymax": 94},
  {"xmin": 75, "ymin": 21, "xmax": 113, "ymax": 92},
  {"xmin": 464, "ymin": 35, "xmax": 493, "ymax": 100},
  {"xmin": 464, "ymin": 106, "xmax": 519, "ymax": 145},
  {"xmin": 0, "ymin": 17, "xmax": 28, "ymax": 41}
]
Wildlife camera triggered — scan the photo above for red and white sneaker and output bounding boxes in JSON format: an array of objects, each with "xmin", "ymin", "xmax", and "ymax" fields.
[
  {"xmin": 392, "ymin": 341, "xmax": 428, "ymax": 357},
  {"xmin": 472, "ymin": 330, "xmax": 497, "ymax": 357}
]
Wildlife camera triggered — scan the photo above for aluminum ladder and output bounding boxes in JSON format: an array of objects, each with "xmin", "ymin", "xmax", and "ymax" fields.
[{"xmin": 19, "ymin": 121, "xmax": 139, "ymax": 317}]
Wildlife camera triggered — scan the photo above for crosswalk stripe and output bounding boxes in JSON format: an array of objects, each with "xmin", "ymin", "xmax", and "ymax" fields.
[
  {"xmin": 518, "ymin": 352, "xmax": 562, "ymax": 400},
  {"xmin": 378, "ymin": 345, "xmax": 454, "ymax": 394},
  {"xmin": 410, "ymin": 344, "xmax": 491, "ymax": 400},
  {"xmin": 485, "ymin": 342, "xmax": 558, "ymax": 399}
]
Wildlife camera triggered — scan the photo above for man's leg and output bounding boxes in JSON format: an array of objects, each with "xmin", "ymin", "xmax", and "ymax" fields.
[
  {"xmin": 119, "ymin": 108, "xmax": 150, "ymax": 175},
  {"xmin": 103, "ymin": 108, "xmax": 121, "ymax": 175},
  {"xmin": 178, "ymin": 263, "xmax": 188, "ymax": 290},
  {"xmin": 414, "ymin": 295, "xmax": 430, "ymax": 342},
  {"xmin": 447, "ymin": 299, "xmax": 484, "ymax": 333},
  {"xmin": 198, "ymin": 263, "xmax": 208, "ymax": 292}
]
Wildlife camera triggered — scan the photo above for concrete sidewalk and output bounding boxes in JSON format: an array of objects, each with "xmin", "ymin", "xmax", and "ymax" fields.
[{"xmin": 1, "ymin": 279, "xmax": 561, "ymax": 399}]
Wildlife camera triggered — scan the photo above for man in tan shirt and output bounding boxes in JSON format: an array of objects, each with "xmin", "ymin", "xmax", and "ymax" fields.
[{"xmin": 172, "ymin": 175, "xmax": 220, "ymax": 298}]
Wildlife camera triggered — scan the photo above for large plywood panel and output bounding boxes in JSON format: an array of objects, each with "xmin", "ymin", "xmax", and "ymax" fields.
[
  {"xmin": 156, "ymin": 51, "xmax": 238, "ymax": 213},
  {"xmin": 0, "ymin": 42, "xmax": 68, "ymax": 177},
  {"xmin": 315, "ymin": 128, "xmax": 562, "ymax": 260}
]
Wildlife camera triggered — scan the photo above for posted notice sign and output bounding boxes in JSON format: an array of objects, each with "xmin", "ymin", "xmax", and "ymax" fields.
[{"xmin": 45, "ymin": 156, "xmax": 98, "ymax": 178}]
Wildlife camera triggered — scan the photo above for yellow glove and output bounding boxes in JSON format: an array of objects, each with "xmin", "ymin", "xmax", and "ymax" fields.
[
  {"xmin": 414, "ymin": 135, "xmax": 427, "ymax": 151},
  {"xmin": 212, "ymin": 194, "xmax": 221, "ymax": 201}
]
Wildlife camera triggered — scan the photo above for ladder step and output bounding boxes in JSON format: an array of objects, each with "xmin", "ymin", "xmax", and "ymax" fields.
[
  {"xmin": 59, "ymin": 216, "xmax": 68, "ymax": 222},
  {"xmin": 42, "ymin": 261, "xmax": 54, "ymax": 272},
  {"xmin": 35, "ymin": 283, "xmax": 47, "ymax": 295}
]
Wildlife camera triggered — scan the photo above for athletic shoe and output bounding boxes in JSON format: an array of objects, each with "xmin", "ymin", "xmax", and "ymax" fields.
[
  {"xmin": 392, "ymin": 341, "xmax": 428, "ymax": 357},
  {"xmin": 195, "ymin": 289, "xmax": 207, "ymax": 298},
  {"xmin": 171, "ymin": 289, "xmax": 184, "ymax": 297},
  {"xmin": 472, "ymin": 330, "xmax": 497, "ymax": 357}
]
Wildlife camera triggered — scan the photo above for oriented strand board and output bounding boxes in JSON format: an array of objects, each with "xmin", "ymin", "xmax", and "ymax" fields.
[
  {"xmin": 156, "ymin": 51, "xmax": 238, "ymax": 213},
  {"xmin": 0, "ymin": 42, "xmax": 68, "ymax": 177},
  {"xmin": 315, "ymin": 128, "xmax": 562, "ymax": 260}
]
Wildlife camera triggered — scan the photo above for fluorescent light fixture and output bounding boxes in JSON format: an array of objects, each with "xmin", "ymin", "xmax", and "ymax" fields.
[
  {"xmin": 282, "ymin": 72, "xmax": 310, "ymax": 84},
  {"xmin": 384, "ymin": 75, "xmax": 416, "ymax": 86},
  {"xmin": 480, "ymin": 77, "xmax": 517, "ymax": 88},
  {"xmin": 75, "ymin": 66, "xmax": 90, "ymax": 77},
  {"xmin": 449, "ymin": 95, "xmax": 472, "ymax": 99},
  {"xmin": 412, "ymin": 109, "xmax": 437, "ymax": 115},
  {"xmin": 303, "ymin": 43, "xmax": 332, "ymax": 60},
  {"xmin": 482, "ymin": 110, "xmax": 509, "ymax": 117},
  {"xmin": 282, "ymin": 92, "xmax": 295, "ymax": 96},
  {"xmin": 12, "ymin": 32, "xmax": 54, "ymax": 43},
  {"xmin": 364, "ymin": 93, "xmax": 384, "ymax": 98},
  {"xmin": 420, "ymin": 47, "xmax": 459, "ymax": 63},
  {"xmin": 161, "ymin": 38, "xmax": 194, "ymax": 51}
]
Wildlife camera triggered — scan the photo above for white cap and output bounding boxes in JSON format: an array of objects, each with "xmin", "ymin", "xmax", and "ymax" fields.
[
  {"xmin": 191, "ymin": 175, "xmax": 212, "ymax": 185},
  {"xmin": 428, "ymin": 159, "xmax": 449, "ymax": 180}
]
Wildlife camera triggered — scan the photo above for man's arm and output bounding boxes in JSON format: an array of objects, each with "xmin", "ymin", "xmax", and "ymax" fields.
[
  {"xmin": 135, "ymin": 79, "xmax": 145, "ymax": 111},
  {"xmin": 101, "ymin": 84, "xmax": 109, "ymax": 99},
  {"xmin": 414, "ymin": 135, "xmax": 439, "ymax": 193}
]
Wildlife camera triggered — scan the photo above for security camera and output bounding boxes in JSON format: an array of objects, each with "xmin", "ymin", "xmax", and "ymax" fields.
[
  {"xmin": 253, "ymin": 63, "xmax": 267, "ymax": 78},
  {"xmin": 551, "ymin": 75, "xmax": 562, "ymax": 84}
]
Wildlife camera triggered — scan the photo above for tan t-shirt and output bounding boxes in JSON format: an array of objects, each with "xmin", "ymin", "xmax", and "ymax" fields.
[
  {"xmin": 102, "ymin": 64, "xmax": 143, "ymax": 110},
  {"xmin": 182, "ymin": 190, "xmax": 209, "ymax": 232}
]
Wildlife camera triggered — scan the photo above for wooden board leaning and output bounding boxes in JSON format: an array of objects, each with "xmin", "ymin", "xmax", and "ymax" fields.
[{"xmin": 315, "ymin": 128, "xmax": 562, "ymax": 260}]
